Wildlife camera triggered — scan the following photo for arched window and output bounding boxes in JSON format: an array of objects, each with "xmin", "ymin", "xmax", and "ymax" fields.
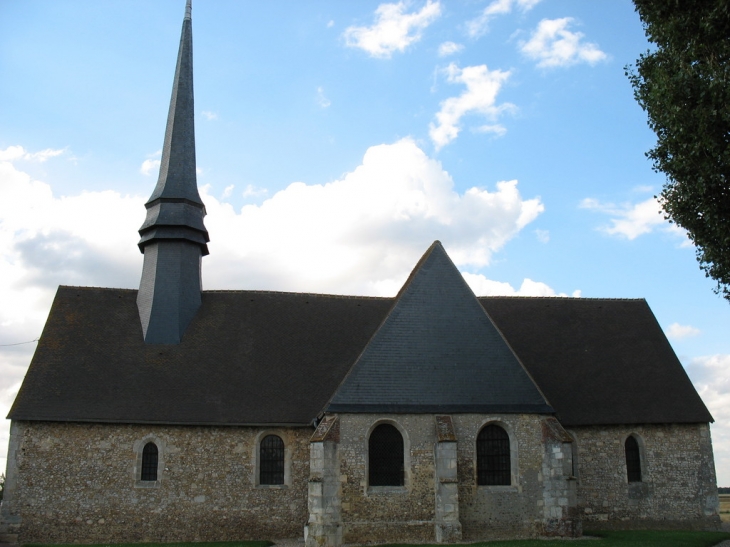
[
  {"xmin": 625, "ymin": 435, "xmax": 642, "ymax": 483},
  {"xmin": 477, "ymin": 424, "xmax": 511, "ymax": 485},
  {"xmin": 369, "ymin": 423, "xmax": 404, "ymax": 486},
  {"xmin": 141, "ymin": 442, "xmax": 158, "ymax": 482},
  {"xmin": 260, "ymin": 435, "xmax": 285, "ymax": 485}
]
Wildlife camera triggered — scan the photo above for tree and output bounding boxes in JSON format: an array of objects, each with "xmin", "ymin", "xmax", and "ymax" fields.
[{"xmin": 627, "ymin": 0, "xmax": 730, "ymax": 300}]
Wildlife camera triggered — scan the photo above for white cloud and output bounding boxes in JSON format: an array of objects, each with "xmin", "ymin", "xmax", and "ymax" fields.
[
  {"xmin": 242, "ymin": 184, "xmax": 268, "ymax": 199},
  {"xmin": 202, "ymin": 110, "xmax": 219, "ymax": 121},
  {"xmin": 327, "ymin": 20, "xmax": 335, "ymax": 28},
  {"xmin": 466, "ymin": 0, "xmax": 541, "ymax": 38},
  {"xmin": 316, "ymin": 87, "xmax": 331, "ymax": 108},
  {"xmin": 580, "ymin": 196, "xmax": 691, "ymax": 245},
  {"xmin": 429, "ymin": 63, "xmax": 515, "ymax": 150},
  {"xmin": 666, "ymin": 323, "xmax": 701, "ymax": 340},
  {"xmin": 140, "ymin": 150, "xmax": 162, "ymax": 176},
  {"xmin": 685, "ymin": 354, "xmax": 730, "ymax": 485},
  {"xmin": 463, "ymin": 272, "xmax": 577, "ymax": 297},
  {"xmin": 0, "ymin": 145, "xmax": 64, "ymax": 163},
  {"xmin": 520, "ymin": 18, "xmax": 607, "ymax": 68},
  {"xmin": 202, "ymin": 139, "xmax": 543, "ymax": 294},
  {"xmin": 438, "ymin": 41, "xmax": 463, "ymax": 57},
  {"xmin": 221, "ymin": 184, "xmax": 234, "ymax": 199},
  {"xmin": 535, "ymin": 229, "xmax": 549, "ymax": 243},
  {"xmin": 343, "ymin": 0, "xmax": 441, "ymax": 58}
]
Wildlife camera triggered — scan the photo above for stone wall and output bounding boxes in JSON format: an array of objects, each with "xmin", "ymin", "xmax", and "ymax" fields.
[
  {"xmin": 335, "ymin": 413, "xmax": 576, "ymax": 544},
  {"xmin": 452, "ymin": 414, "xmax": 574, "ymax": 540},
  {"xmin": 2, "ymin": 421, "xmax": 312, "ymax": 544},
  {"xmin": 569, "ymin": 423, "xmax": 720, "ymax": 530}
]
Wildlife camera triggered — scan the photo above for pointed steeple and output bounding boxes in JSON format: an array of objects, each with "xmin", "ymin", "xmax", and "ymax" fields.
[
  {"xmin": 137, "ymin": 0, "xmax": 209, "ymax": 344},
  {"xmin": 328, "ymin": 241, "xmax": 552, "ymax": 413}
]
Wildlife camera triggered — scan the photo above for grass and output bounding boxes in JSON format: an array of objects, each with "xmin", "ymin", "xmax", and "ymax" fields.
[
  {"xmin": 20, "ymin": 532, "xmax": 730, "ymax": 547},
  {"xmin": 374, "ymin": 529, "xmax": 730, "ymax": 547},
  {"xmin": 23, "ymin": 542, "xmax": 273, "ymax": 547}
]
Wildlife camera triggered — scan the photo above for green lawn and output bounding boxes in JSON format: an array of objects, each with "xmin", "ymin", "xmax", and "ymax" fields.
[
  {"xmin": 375, "ymin": 530, "xmax": 730, "ymax": 547},
  {"xmin": 21, "ymin": 531, "xmax": 730, "ymax": 547},
  {"xmin": 23, "ymin": 542, "xmax": 273, "ymax": 547}
]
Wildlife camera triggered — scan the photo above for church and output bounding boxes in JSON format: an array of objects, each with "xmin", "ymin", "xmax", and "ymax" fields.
[{"xmin": 0, "ymin": 2, "xmax": 721, "ymax": 545}]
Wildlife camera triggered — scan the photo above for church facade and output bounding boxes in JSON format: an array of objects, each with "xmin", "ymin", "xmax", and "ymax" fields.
[{"xmin": 0, "ymin": 2, "xmax": 720, "ymax": 545}]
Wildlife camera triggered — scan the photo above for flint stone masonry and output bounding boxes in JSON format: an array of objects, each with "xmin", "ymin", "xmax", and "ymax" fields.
[
  {"xmin": 453, "ymin": 414, "xmax": 576, "ymax": 540},
  {"xmin": 330, "ymin": 413, "xmax": 578, "ymax": 545},
  {"xmin": 570, "ymin": 423, "xmax": 720, "ymax": 530},
  {"xmin": 3, "ymin": 421, "xmax": 311, "ymax": 544}
]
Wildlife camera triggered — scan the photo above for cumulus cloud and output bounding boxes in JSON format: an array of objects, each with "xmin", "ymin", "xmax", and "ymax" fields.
[
  {"xmin": 466, "ymin": 0, "xmax": 542, "ymax": 38},
  {"xmin": 140, "ymin": 150, "xmax": 162, "ymax": 176},
  {"xmin": 438, "ymin": 41, "xmax": 463, "ymax": 57},
  {"xmin": 202, "ymin": 138, "xmax": 543, "ymax": 294},
  {"xmin": 666, "ymin": 323, "xmax": 701, "ymax": 340},
  {"xmin": 535, "ymin": 229, "xmax": 549, "ymax": 243},
  {"xmin": 242, "ymin": 184, "xmax": 268, "ymax": 199},
  {"xmin": 429, "ymin": 63, "xmax": 515, "ymax": 150},
  {"xmin": 221, "ymin": 184, "xmax": 234, "ymax": 200},
  {"xmin": 0, "ymin": 145, "xmax": 64, "ymax": 163},
  {"xmin": 463, "ymin": 272, "xmax": 578, "ymax": 297},
  {"xmin": 520, "ymin": 18, "xmax": 607, "ymax": 68},
  {"xmin": 580, "ymin": 196, "xmax": 690, "ymax": 245},
  {"xmin": 685, "ymin": 354, "xmax": 730, "ymax": 484},
  {"xmin": 343, "ymin": 0, "xmax": 441, "ymax": 58}
]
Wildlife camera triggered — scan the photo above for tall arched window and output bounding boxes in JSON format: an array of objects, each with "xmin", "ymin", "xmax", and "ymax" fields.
[
  {"xmin": 141, "ymin": 442, "xmax": 158, "ymax": 482},
  {"xmin": 369, "ymin": 423, "xmax": 404, "ymax": 486},
  {"xmin": 625, "ymin": 435, "xmax": 642, "ymax": 483},
  {"xmin": 477, "ymin": 424, "xmax": 511, "ymax": 485},
  {"xmin": 260, "ymin": 435, "xmax": 285, "ymax": 485}
]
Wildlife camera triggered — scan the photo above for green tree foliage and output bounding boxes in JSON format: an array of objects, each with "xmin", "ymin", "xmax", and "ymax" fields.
[{"xmin": 627, "ymin": 0, "xmax": 730, "ymax": 300}]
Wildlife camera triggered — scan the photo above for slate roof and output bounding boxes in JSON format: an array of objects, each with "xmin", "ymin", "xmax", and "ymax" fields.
[
  {"xmin": 9, "ymin": 287, "xmax": 391, "ymax": 426},
  {"xmin": 480, "ymin": 297, "xmax": 713, "ymax": 426},
  {"xmin": 328, "ymin": 242, "xmax": 552, "ymax": 414},
  {"xmin": 9, "ymin": 251, "xmax": 713, "ymax": 427}
]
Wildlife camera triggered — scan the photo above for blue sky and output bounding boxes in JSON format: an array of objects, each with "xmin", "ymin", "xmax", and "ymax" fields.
[{"xmin": 1, "ymin": 0, "xmax": 730, "ymax": 484}]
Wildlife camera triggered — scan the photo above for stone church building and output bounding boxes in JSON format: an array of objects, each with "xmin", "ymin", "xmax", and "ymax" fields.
[{"xmin": 1, "ymin": 2, "xmax": 721, "ymax": 544}]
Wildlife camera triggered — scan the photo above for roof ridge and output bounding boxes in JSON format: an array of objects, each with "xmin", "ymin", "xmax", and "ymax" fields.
[
  {"xmin": 478, "ymin": 296, "xmax": 645, "ymax": 301},
  {"xmin": 203, "ymin": 289, "xmax": 393, "ymax": 300},
  {"xmin": 59, "ymin": 286, "xmax": 136, "ymax": 292}
]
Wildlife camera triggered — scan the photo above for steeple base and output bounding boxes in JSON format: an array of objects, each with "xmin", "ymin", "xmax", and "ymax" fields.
[{"xmin": 137, "ymin": 240, "xmax": 202, "ymax": 344}]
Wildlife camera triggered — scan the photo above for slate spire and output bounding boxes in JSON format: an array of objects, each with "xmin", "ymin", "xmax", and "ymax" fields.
[{"xmin": 137, "ymin": 0, "xmax": 209, "ymax": 344}]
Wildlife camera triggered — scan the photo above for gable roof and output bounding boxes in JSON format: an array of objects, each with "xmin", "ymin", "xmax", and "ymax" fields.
[
  {"xmin": 8, "ymin": 252, "xmax": 713, "ymax": 427},
  {"xmin": 8, "ymin": 286, "xmax": 391, "ymax": 426},
  {"xmin": 327, "ymin": 242, "xmax": 552, "ymax": 414},
  {"xmin": 480, "ymin": 297, "xmax": 713, "ymax": 426}
]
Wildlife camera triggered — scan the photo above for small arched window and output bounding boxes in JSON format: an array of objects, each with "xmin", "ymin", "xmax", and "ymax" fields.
[
  {"xmin": 625, "ymin": 435, "xmax": 642, "ymax": 483},
  {"xmin": 260, "ymin": 435, "xmax": 285, "ymax": 485},
  {"xmin": 477, "ymin": 424, "xmax": 511, "ymax": 485},
  {"xmin": 369, "ymin": 423, "xmax": 404, "ymax": 486},
  {"xmin": 141, "ymin": 442, "xmax": 158, "ymax": 482}
]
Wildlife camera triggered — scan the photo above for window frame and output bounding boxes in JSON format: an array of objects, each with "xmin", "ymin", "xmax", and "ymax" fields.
[
  {"xmin": 474, "ymin": 420, "xmax": 518, "ymax": 489},
  {"xmin": 474, "ymin": 422, "xmax": 514, "ymax": 487},
  {"xmin": 366, "ymin": 420, "xmax": 410, "ymax": 494},
  {"xmin": 625, "ymin": 434, "xmax": 643, "ymax": 483},
  {"xmin": 254, "ymin": 430, "xmax": 291, "ymax": 488},
  {"xmin": 134, "ymin": 435, "xmax": 165, "ymax": 489}
]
